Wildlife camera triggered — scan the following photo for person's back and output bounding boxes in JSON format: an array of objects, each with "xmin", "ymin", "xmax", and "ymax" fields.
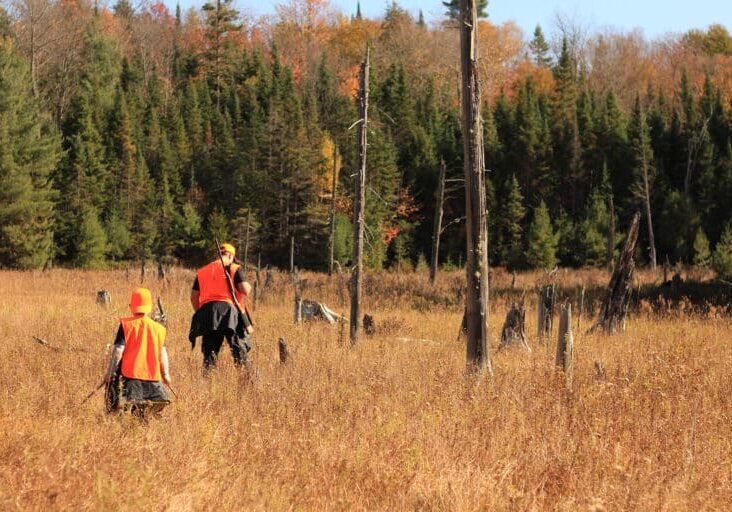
[
  {"xmin": 105, "ymin": 288, "xmax": 171, "ymax": 417},
  {"xmin": 189, "ymin": 243, "xmax": 253, "ymax": 372}
]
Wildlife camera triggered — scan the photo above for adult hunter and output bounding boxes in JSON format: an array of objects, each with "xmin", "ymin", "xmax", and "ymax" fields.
[
  {"xmin": 189, "ymin": 242, "xmax": 253, "ymax": 372},
  {"xmin": 104, "ymin": 287, "xmax": 171, "ymax": 416}
]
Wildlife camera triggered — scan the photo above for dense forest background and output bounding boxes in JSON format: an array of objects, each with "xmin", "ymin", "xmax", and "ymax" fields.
[{"xmin": 2, "ymin": 0, "xmax": 732, "ymax": 275}]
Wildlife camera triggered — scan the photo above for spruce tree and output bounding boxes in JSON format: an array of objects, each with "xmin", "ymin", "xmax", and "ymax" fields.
[
  {"xmin": 443, "ymin": 0, "xmax": 488, "ymax": 21},
  {"xmin": 529, "ymin": 25, "xmax": 552, "ymax": 67},
  {"xmin": 525, "ymin": 200, "xmax": 558, "ymax": 269},
  {"xmin": 0, "ymin": 39, "xmax": 60, "ymax": 268},
  {"xmin": 499, "ymin": 175, "xmax": 526, "ymax": 269},
  {"xmin": 75, "ymin": 206, "xmax": 108, "ymax": 268},
  {"xmin": 693, "ymin": 228, "xmax": 711, "ymax": 267},
  {"xmin": 712, "ymin": 224, "xmax": 732, "ymax": 279}
]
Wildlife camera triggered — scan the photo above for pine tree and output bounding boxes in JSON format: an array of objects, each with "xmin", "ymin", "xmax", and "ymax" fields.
[
  {"xmin": 525, "ymin": 200, "xmax": 558, "ymax": 269},
  {"xmin": 0, "ymin": 39, "xmax": 60, "ymax": 268}
]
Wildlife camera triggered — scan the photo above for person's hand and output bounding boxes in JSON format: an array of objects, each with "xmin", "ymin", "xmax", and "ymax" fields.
[
  {"xmin": 246, "ymin": 325, "xmax": 254, "ymax": 335},
  {"xmin": 162, "ymin": 373, "xmax": 172, "ymax": 385}
]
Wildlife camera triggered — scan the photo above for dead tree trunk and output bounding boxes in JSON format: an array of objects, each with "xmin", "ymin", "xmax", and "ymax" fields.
[
  {"xmin": 498, "ymin": 303, "xmax": 529, "ymax": 351},
  {"xmin": 460, "ymin": 0, "xmax": 492, "ymax": 375},
  {"xmin": 608, "ymin": 194, "xmax": 616, "ymax": 272},
  {"xmin": 577, "ymin": 285, "xmax": 585, "ymax": 332},
  {"xmin": 639, "ymin": 122, "xmax": 657, "ymax": 270},
  {"xmin": 244, "ymin": 209, "xmax": 252, "ymax": 270},
  {"xmin": 430, "ymin": 157, "xmax": 447, "ymax": 284},
  {"xmin": 537, "ymin": 283, "xmax": 556, "ymax": 341},
  {"xmin": 555, "ymin": 303, "xmax": 574, "ymax": 390},
  {"xmin": 350, "ymin": 46, "xmax": 369, "ymax": 346},
  {"xmin": 254, "ymin": 253, "xmax": 261, "ymax": 311},
  {"xmin": 289, "ymin": 236, "xmax": 295, "ymax": 274},
  {"xmin": 591, "ymin": 212, "xmax": 641, "ymax": 333},
  {"xmin": 293, "ymin": 269, "xmax": 303, "ymax": 324},
  {"xmin": 328, "ymin": 143, "xmax": 338, "ymax": 277}
]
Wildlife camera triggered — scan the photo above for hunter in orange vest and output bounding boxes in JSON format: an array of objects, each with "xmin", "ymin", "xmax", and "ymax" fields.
[
  {"xmin": 104, "ymin": 287, "xmax": 171, "ymax": 414},
  {"xmin": 188, "ymin": 243, "xmax": 253, "ymax": 372}
]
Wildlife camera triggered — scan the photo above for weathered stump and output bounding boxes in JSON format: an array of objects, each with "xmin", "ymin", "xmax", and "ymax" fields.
[
  {"xmin": 96, "ymin": 290, "xmax": 111, "ymax": 307},
  {"xmin": 363, "ymin": 314, "xmax": 375, "ymax": 336},
  {"xmin": 278, "ymin": 338, "xmax": 289, "ymax": 364},
  {"xmin": 591, "ymin": 212, "xmax": 641, "ymax": 333},
  {"xmin": 537, "ymin": 283, "xmax": 556, "ymax": 341},
  {"xmin": 498, "ymin": 303, "xmax": 530, "ymax": 351},
  {"xmin": 555, "ymin": 303, "xmax": 574, "ymax": 390}
]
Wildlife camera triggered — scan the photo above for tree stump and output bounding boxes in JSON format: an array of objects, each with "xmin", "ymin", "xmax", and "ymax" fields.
[
  {"xmin": 363, "ymin": 314, "xmax": 375, "ymax": 336},
  {"xmin": 555, "ymin": 303, "xmax": 574, "ymax": 390},
  {"xmin": 498, "ymin": 303, "xmax": 530, "ymax": 351},
  {"xmin": 591, "ymin": 212, "xmax": 640, "ymax": 333},
  {"xmin": 96, "ymin": 290, "xmax": 111, "ymax": 307},
  {"xmin": 278, "ymin": 338, "xmax": 289, "ymax": 364},
  {"xmin": 537, "ymin": 283, "xmax": 556, "ymax": 341}
]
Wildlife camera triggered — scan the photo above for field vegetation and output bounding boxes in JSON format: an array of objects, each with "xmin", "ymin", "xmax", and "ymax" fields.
[{"xmin": 1, "ymin": 267, "xmax": 731, "ymax": 510}]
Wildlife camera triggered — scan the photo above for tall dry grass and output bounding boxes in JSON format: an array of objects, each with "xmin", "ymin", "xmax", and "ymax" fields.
[{"xmin": 1, "ymin": 267, "xmax": 731, "ymax": 510}]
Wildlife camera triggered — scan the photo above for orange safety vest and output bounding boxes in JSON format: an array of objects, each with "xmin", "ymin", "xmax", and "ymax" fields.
[
  {"xmin": 120, "ymin": 315, "xmax": 166, "ymax": 381},
  {"xmin": 197, "ymin": 260, "xmax": 243, "ymax": 307}
]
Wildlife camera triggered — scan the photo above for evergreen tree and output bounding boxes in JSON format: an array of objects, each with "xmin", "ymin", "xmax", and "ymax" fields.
[
  {"xmin": 693, "ymin": 228, "xmax": 711, "ymax": 267},
  {"xmin": 496, "ymin": 175, "xmax": 526, "ymax": 268},
  {"xmin": 712, "ymin": 224, "xmax": 732, "ymax": 279},
  {"xmin": 525, "ymin": 200, "xmax": 558, "ymax": 269},
  {"xmin": 202, "ymin": 0, "xmax": 241, "ymax": 105},
  {"xmin": 576, "ymin": 188, "xmax": 612, "ymax": 267},
  {"xmin": 0, "ymin": 39, "xmax": 60, "ymax": 268},
  {"xmin": 552, "ymin": 38, "xmax": 582, "ymax": 214},
  {"xmin": 75, "ymin": 206, "xmax": 108, "ymax": 268},
  {"xmin": 529, "ymin": 25, "xmax": 552, "ymax": 67},
  {"xmin": 443, "ymin": 0, "xmax": 488, "ymax": 21}
]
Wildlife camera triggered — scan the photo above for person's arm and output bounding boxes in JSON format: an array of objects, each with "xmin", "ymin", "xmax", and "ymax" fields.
[
  {"xmin": 190, "ymin": 290, "xmax": 200, "ymax": 311},
  {"xmin": 160, "ymin": 346, "xmax": 171, "ymax": 384},
  {"xmin": 104, "ymin": 325, "xmax": 125, "ymax": 382},
  {"xmin": 236, "ymin": 281, "xmax": 252, "ymax": 297}
]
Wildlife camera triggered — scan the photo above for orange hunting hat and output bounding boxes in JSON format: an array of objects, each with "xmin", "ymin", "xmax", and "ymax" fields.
[
  {"xmin": 129, "ymin": 287, "xmax": 153, "ymax": 314},
  {"xmin": 219, "ymin": 243, "xmax": 236, "ymax": 256}
]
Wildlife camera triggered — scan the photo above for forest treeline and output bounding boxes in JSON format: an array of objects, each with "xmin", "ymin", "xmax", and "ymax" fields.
[{"xmin": 2, "ymin": 0, "xmax": 732, "ymax": 276}]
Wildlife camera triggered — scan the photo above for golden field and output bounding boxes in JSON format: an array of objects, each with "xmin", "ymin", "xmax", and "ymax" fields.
[{"xmin": 1, "ymin": 267, "xmax": 731, "ymax": 511}]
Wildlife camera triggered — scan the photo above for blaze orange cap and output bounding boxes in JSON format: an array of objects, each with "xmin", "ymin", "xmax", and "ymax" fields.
[
  {"xmin": 129, "ymin": 287, "xmax": 153, "ymax": 314},
  {"xmin": 219, "ymin": 243, "xmax": 236, "ymax": 256}
]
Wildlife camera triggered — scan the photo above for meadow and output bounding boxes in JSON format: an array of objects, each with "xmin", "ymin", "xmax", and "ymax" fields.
[{"xmin": 1, "ymin": 266, "xmax": 731, "ymax": 510}]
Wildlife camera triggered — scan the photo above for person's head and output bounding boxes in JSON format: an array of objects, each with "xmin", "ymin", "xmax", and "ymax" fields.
[
  {"xmin": 219, "ymin": 243, "xmax": 236, "ymax": 265},
  {"xmin": 129, "ymin": 287, "xmax": 153, "ymax": 315}
]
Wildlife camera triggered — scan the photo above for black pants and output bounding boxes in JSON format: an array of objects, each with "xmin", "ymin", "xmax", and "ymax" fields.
[{"xmin": 201, "ymin": 332, "xmax": 250, "ymax": 370}]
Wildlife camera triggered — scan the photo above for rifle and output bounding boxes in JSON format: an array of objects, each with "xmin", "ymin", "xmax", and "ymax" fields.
[
  {"xmin": 214, "ymin": 238, "xmax": 253, "ymax": 335},
  {"xmin": 80, "ymin": 381, "xmax": 105, "ymax": 406}
]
